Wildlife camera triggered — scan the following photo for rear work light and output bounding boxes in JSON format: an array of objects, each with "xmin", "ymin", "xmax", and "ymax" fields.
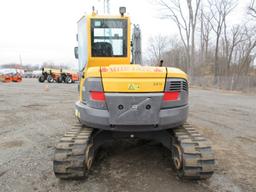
[
  {"xmin": 90, "ymin": 91, "xmax": 105, "ymax": 101},
  {"xmin": 163, "ymin": 91, "xmax": 180, "ymax": 101}
]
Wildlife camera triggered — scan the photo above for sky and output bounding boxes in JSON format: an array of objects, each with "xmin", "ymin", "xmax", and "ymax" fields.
[{"xmin": 0, "ymin": 0, "xmax": 251, "ymax": 68}]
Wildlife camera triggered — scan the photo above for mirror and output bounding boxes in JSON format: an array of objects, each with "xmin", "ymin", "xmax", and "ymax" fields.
[{"xmin": 74, "ymin": 47, "xmax": 78, "ymax": 59}]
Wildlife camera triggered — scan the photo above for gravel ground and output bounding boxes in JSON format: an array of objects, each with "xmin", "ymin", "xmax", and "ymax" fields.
[{"xmin": 0, "ymin": 79, "xmax": 255, "ymax": 192}]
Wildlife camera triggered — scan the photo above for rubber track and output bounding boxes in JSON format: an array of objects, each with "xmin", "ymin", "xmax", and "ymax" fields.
[
  {"xmin": 173, "ymin": 123, "xmax": 215, "ymax": 180},
  {"xmin": 53, "ymin": 124, "xmax": 93, "ymax": 179}
]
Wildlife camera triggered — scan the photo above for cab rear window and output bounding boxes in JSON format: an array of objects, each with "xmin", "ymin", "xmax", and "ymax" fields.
[{"xmin": 91, "ymin": 19, "xmax": 127, "ymax": 57}]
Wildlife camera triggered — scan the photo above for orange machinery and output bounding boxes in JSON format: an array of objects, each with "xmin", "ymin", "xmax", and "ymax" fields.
[
  {"xmin": 38, "ymin": 68, "xmax": 79, "ymax": 83},
  {"xmin": 11, "ymin": 73, "xmax": 22, "ymax": 82},
  {"xmin": 0, "ymin": 74, "xmax": 12, "ymax": 83},
  {"xmin": 0, "ymin": 69, "xmax": 22, "ymax": 83}
]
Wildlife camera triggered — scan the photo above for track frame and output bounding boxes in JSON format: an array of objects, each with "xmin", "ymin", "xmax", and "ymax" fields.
[{"xmin": 53, "ymin": 122, "xmax": 215, "ymax": 180}]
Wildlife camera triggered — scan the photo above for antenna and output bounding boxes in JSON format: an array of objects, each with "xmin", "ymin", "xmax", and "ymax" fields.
[
  {"xmin": 106, "ymin": 0, "xmax": 110, "ymax": 14},
  {"xmin": 101, "ymin": 0, "xmax": 110, "ymax": 14}
]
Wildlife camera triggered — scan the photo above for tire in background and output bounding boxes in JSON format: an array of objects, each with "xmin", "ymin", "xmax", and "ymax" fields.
[
  {"xmin": 65, "ymin": 76, "xmax": 72, "ymax": 84},
  {"xmin": 38, "ymin": 75, "xmax": 45, "ymax": 83},
  {"xmin": 47, "ymin": 75, "xmax": 54, "ymax": 83},
  {"xmin": 57, "ymin": 76, "xmax": 62, "ymax": 83}
]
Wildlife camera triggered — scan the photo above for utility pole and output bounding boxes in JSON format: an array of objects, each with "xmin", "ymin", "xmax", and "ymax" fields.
[{"xmin": 19, "ymin": 54, "xmax": 23, "ymax": 66}]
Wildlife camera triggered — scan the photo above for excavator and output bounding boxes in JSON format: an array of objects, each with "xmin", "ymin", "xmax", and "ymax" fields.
[{"xmin": 53, "ymin": 7, "xmax": 215, "ymax": 180}]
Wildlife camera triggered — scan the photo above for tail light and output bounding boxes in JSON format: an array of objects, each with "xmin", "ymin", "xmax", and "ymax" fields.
[
  {"xmin": 161, "ymin": 79, "xmax": 188, "ymax": 109},
  {"xmin": 82, "ymin": 78, "xmax": 107, "ymax": 109},
  {"xmin": 163, "ymin": 91, "xmax": 180, "ymax": 101},
  {"xmin": 90, "ymin": 91, "xmax": 105, "ymax": 101}
]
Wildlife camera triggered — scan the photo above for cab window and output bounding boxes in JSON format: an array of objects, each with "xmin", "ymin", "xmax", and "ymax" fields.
[{"xmin": 91, "ymin": 19, "xmax": 127, "ymax": 57}]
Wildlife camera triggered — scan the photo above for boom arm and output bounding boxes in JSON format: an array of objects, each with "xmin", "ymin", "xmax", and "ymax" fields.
[{"xmin": 132, "ymin": 24, "xmax": 142, "ymax": 64}]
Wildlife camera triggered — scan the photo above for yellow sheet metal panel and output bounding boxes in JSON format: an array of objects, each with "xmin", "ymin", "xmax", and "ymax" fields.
[
  {"xmin": 102, "ymin": 78, "xmax": 165, "ymax": 92},
  {"xmin": 85, "ymin": 67, "xmax": 101, "ymax": 78},
  {"xmin": 167, "ymin": 67, "xmax": 188, "ymax": 80},
  {"xmin": 101, "ymin": 65, "xmax": 166, "ymax": 78},
  {"xmin": 79, "ymin": 78, "xmax": 85, "ymax": 101},
  {"xmin": 88, "ymin": 58, "xmax": 131, "ymax": 67}
]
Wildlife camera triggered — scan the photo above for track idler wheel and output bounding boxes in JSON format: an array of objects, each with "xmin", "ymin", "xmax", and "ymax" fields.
[
  {"xmin": 85, "ymin": 143, "xmax": 95, "ymax": 169},
  {"xmin": 172, "ymin": 144, "xmax": 183, "ymax": 171}
]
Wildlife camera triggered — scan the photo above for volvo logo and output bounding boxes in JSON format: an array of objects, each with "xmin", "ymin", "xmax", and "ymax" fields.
[{"xmin": 131, "ymin": 105, "xmax": 138, "ymax": 110}]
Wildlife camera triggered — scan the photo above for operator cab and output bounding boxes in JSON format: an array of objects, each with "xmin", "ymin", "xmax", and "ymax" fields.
[{"xmin": 75, "ymin": 8, "xmax": 131, "ymax": 71}]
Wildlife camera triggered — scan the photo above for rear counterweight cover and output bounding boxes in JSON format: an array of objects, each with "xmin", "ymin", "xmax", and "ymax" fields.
[{"xmin": 105, "ymin": 93, "xmax": 163, "ymax": 125}]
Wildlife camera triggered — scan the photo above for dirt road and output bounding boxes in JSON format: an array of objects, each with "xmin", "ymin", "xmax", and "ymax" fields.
[{"xmin": 0, "ymin": 79, "xmax": 255, "ymax": 192}]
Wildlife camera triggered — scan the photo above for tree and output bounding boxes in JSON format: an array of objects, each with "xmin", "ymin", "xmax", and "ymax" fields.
[
  {"xmin": 237, "ymin": 26, "xmax": 256, "ymax": 75},
  {"xmin": 207, "ymin": 0, "xmax": 237, "ymax": 83},
  {"xmin": 158, "ymin": 0, "xmax": 201, "ymax": 76},
  {"xmin": 148, "ymin": 0, "xmax": 256, "ymax": 91},
  {"xmin": 248, "ymin": 0, "xmax": 256, "ymax": 18},
  {"xmin": 200, "ymin": 8, "xmax": 213, "ymax": 65},
  {"xmin": 226, "ymin": 25, "xmax": 245, "ymax": 72},
  {"xmin": 147, "ymin": 35, "xmax": 170, "ymax": 66},
  {"xmin": 162, "ymin": 38, "xmax": 188, "ymax": 70}
]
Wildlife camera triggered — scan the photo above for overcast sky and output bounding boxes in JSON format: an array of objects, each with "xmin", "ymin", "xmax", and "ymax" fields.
[{"xmin": 0, "ymin": 0, "xmax": 251, "ymax": 68}]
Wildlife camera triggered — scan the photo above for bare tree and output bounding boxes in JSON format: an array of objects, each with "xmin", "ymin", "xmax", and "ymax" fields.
[
  {"xmin": 158, "ymin": 0, "xmax": 201, "ymax": 76},
  {"xmin": 162, "ymin": 38, "xmax": 188, "ymax": 69},
  {"xmin": 187, "ymin": 0, "xmax": 201, "ymax": 75},
  {"xmin": 237, "ymin": 26, "xmax": 256, "ymax": 75},
  {"xmin": 147, "ymin": 35, "xmax": 170, "ymax": 66},
  {"xmin": 207, "ymin": 0, "xmax": 238, "ymax": 83},
  {"xmin": 227, "ymin": 25, "xmax": 245, "ymax": 72},
  {"xmin": 149, "ymin": 0, "xmax": 256, "ymax": 91},
  {"xmin": 248, "ymin": 0, "xmax": 256, "ymax": 18},
  {"xmin": 200, "ymin": 8, "xmax": 213, "ymax": 64}
]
